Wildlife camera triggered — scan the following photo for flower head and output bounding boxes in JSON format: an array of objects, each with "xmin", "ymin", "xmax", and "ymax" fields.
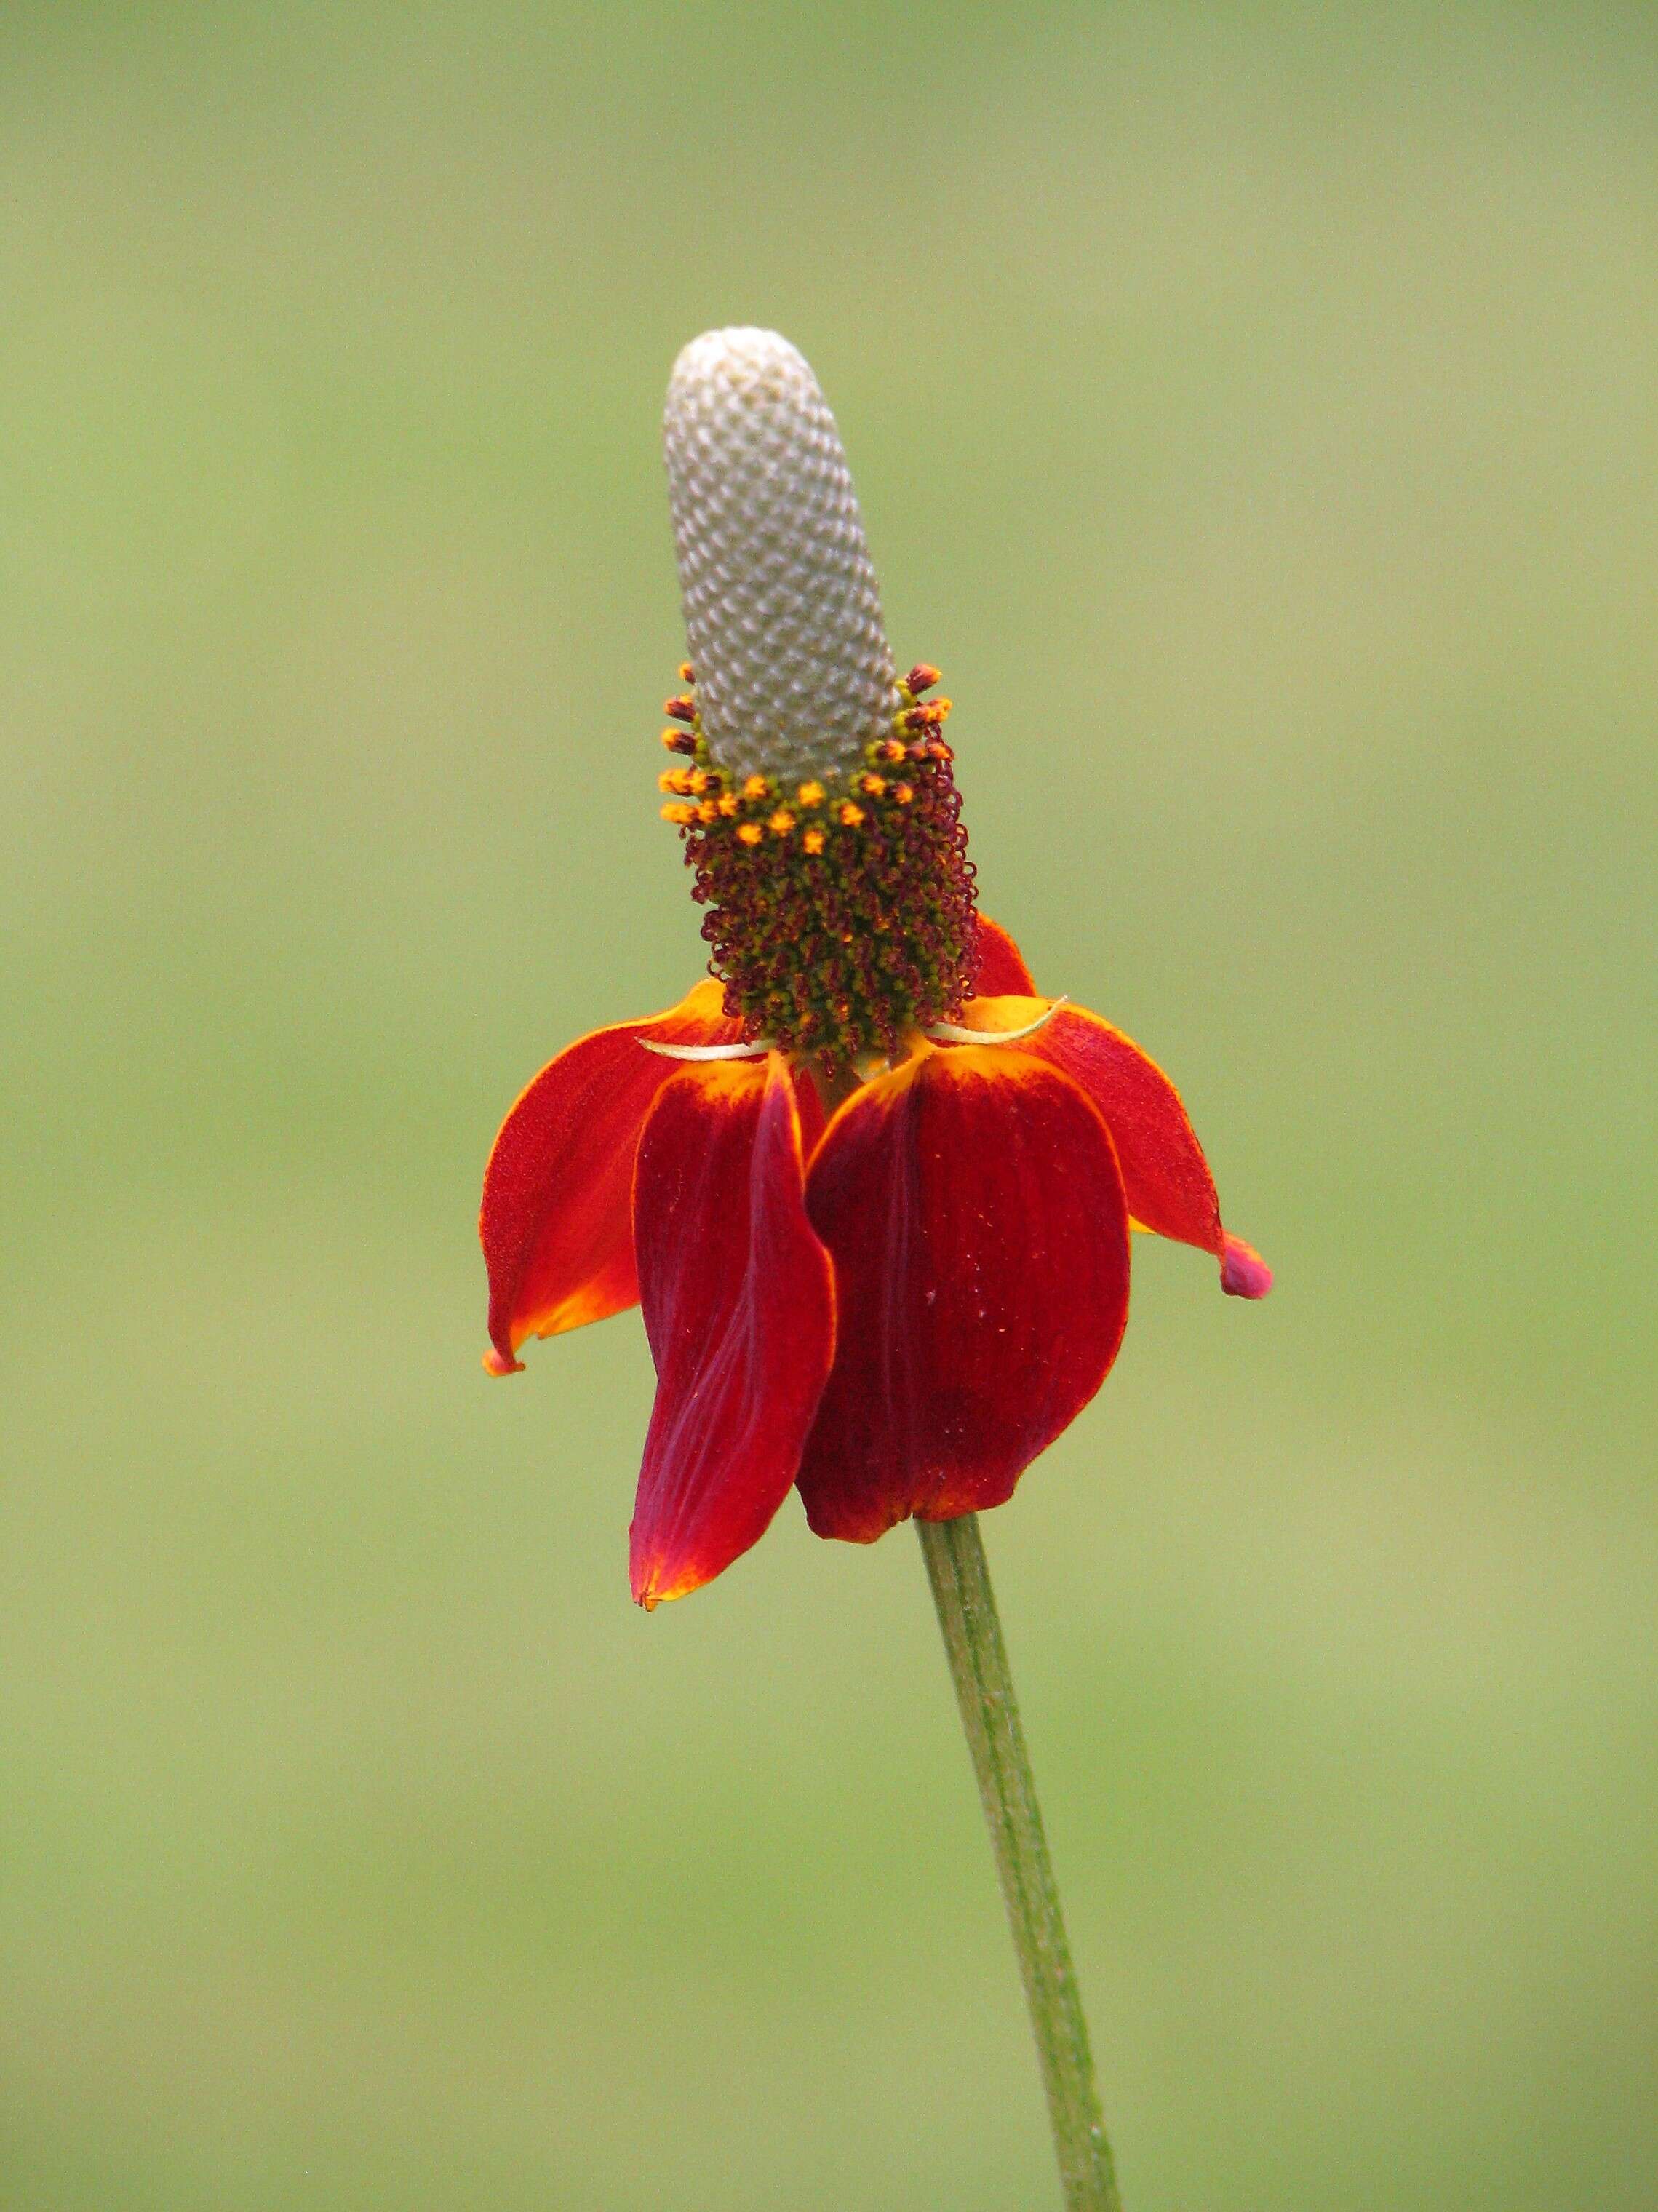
[
  {"xmin": 480, "ymin": 329, "xmax": 1271, "ymax": 1607},
  {"xmin": 663, "ymin": 328, "xmax": 977, "ymax": 1069}
]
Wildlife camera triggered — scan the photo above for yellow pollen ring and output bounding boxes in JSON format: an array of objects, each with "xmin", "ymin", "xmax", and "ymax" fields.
[{"xmin": 925, "ymin": 997, "xmax": 1068, "ymax": 1046}]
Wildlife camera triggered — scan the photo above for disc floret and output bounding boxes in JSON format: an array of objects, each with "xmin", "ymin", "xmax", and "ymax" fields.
[{"xmin": 654, "ymin": 663, "xmax": 978, "ymax": 1067}]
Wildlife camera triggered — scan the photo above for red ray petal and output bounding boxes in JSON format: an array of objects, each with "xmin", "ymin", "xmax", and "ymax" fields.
[
  {"xmin": 946, "ymin": 997, "xmax": 1231, "ymax": 1251},
  {"xmin": 797, "ymin": 1046, "xmax": 1130, "ymax": 1543},
  {"xmin": 971, "ymin": 913, "xmax": 1037, "ymax": 995},
  {"xmin": 479, "ymin": 979, "xmax": 739, "ymax": 1371},
  {"xmin": 792, "ymin": 1062, "xmax": 826, "ymax": 1163},
  {"xmin": 1024, "ymin": 1004, "xmax": 1227, "ymax": 1254},
  {"xmin": 630, "ymin": 1054, "xmax": 836, "ymax": 1607}
]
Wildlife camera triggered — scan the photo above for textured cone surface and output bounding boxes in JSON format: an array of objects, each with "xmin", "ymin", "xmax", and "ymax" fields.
[{"xmin": 663, "ymin": 328, "xmax": 898, "ymax": 785}]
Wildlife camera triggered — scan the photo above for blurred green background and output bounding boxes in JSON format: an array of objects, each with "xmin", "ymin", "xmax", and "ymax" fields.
[{"xmin": 3, "ymin": 3, "xmax": 1654, "ymax": 2206}]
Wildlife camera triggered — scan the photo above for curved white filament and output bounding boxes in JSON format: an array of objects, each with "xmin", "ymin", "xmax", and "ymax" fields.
[
  {"xmin": 925, "ymin": 997, "xmax": 1067, "ymax": 1047},
  {"xmin": 638, "ymin": 1036, "xmax": 776, "ymax": 1062}
]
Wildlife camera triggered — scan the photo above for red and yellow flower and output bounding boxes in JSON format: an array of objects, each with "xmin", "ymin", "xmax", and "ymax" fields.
[
  {"xmin": 479, "ymin": 329, "xmax": 1270, "ymax": 1607},
  {"xmin": 481, "ymin": 667, "xmax": 1270, "ymax": 1608}
]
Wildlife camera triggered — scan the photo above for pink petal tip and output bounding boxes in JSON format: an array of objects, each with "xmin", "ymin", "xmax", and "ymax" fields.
[{"xmin": 1221, "ymin": 1235, "xmax": 1273, "ymax": 1299}]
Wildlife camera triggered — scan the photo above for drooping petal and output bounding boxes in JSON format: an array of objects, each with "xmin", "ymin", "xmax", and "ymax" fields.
[
  {"xmin": 797, "ymin": 1045, "xmax": 1130, "ymax": 1542},
  {"xmin": 946, "ymin": 996, "xmax": 1229, "ymax": 1252},
  {"xmin": 971, "ymin": 912, "xmax": 1037, "ymax": 995},
  {"xmin": 630, "ymin": 1054, "xmax": 836, "ymax": 1607},
  {"xmin": 479, "ymin": 979, "xmax": 739, "ymax": 1371}
]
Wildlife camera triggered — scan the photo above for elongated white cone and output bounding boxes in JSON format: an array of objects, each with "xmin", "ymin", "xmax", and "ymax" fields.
[{"xmin": 663, "ymin": 327, "xmax": 898, "ymax": 787}]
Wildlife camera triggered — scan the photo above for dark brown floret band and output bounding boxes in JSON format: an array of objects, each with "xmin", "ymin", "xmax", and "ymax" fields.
[{"xmin": 657, "ymin": 664, "xmax": 979, "ymax": 1067}]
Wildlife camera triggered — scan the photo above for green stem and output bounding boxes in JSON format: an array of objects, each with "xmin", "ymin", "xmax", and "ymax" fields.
[{"xmin": 917, "ymin": 1513, "xmax": 1123, "ymax": 2212}]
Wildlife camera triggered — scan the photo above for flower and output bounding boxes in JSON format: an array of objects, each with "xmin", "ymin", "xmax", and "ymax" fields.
[{"xmin": 480, "ymin": 329, "xmax": 1270, "ymax": 1608}]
